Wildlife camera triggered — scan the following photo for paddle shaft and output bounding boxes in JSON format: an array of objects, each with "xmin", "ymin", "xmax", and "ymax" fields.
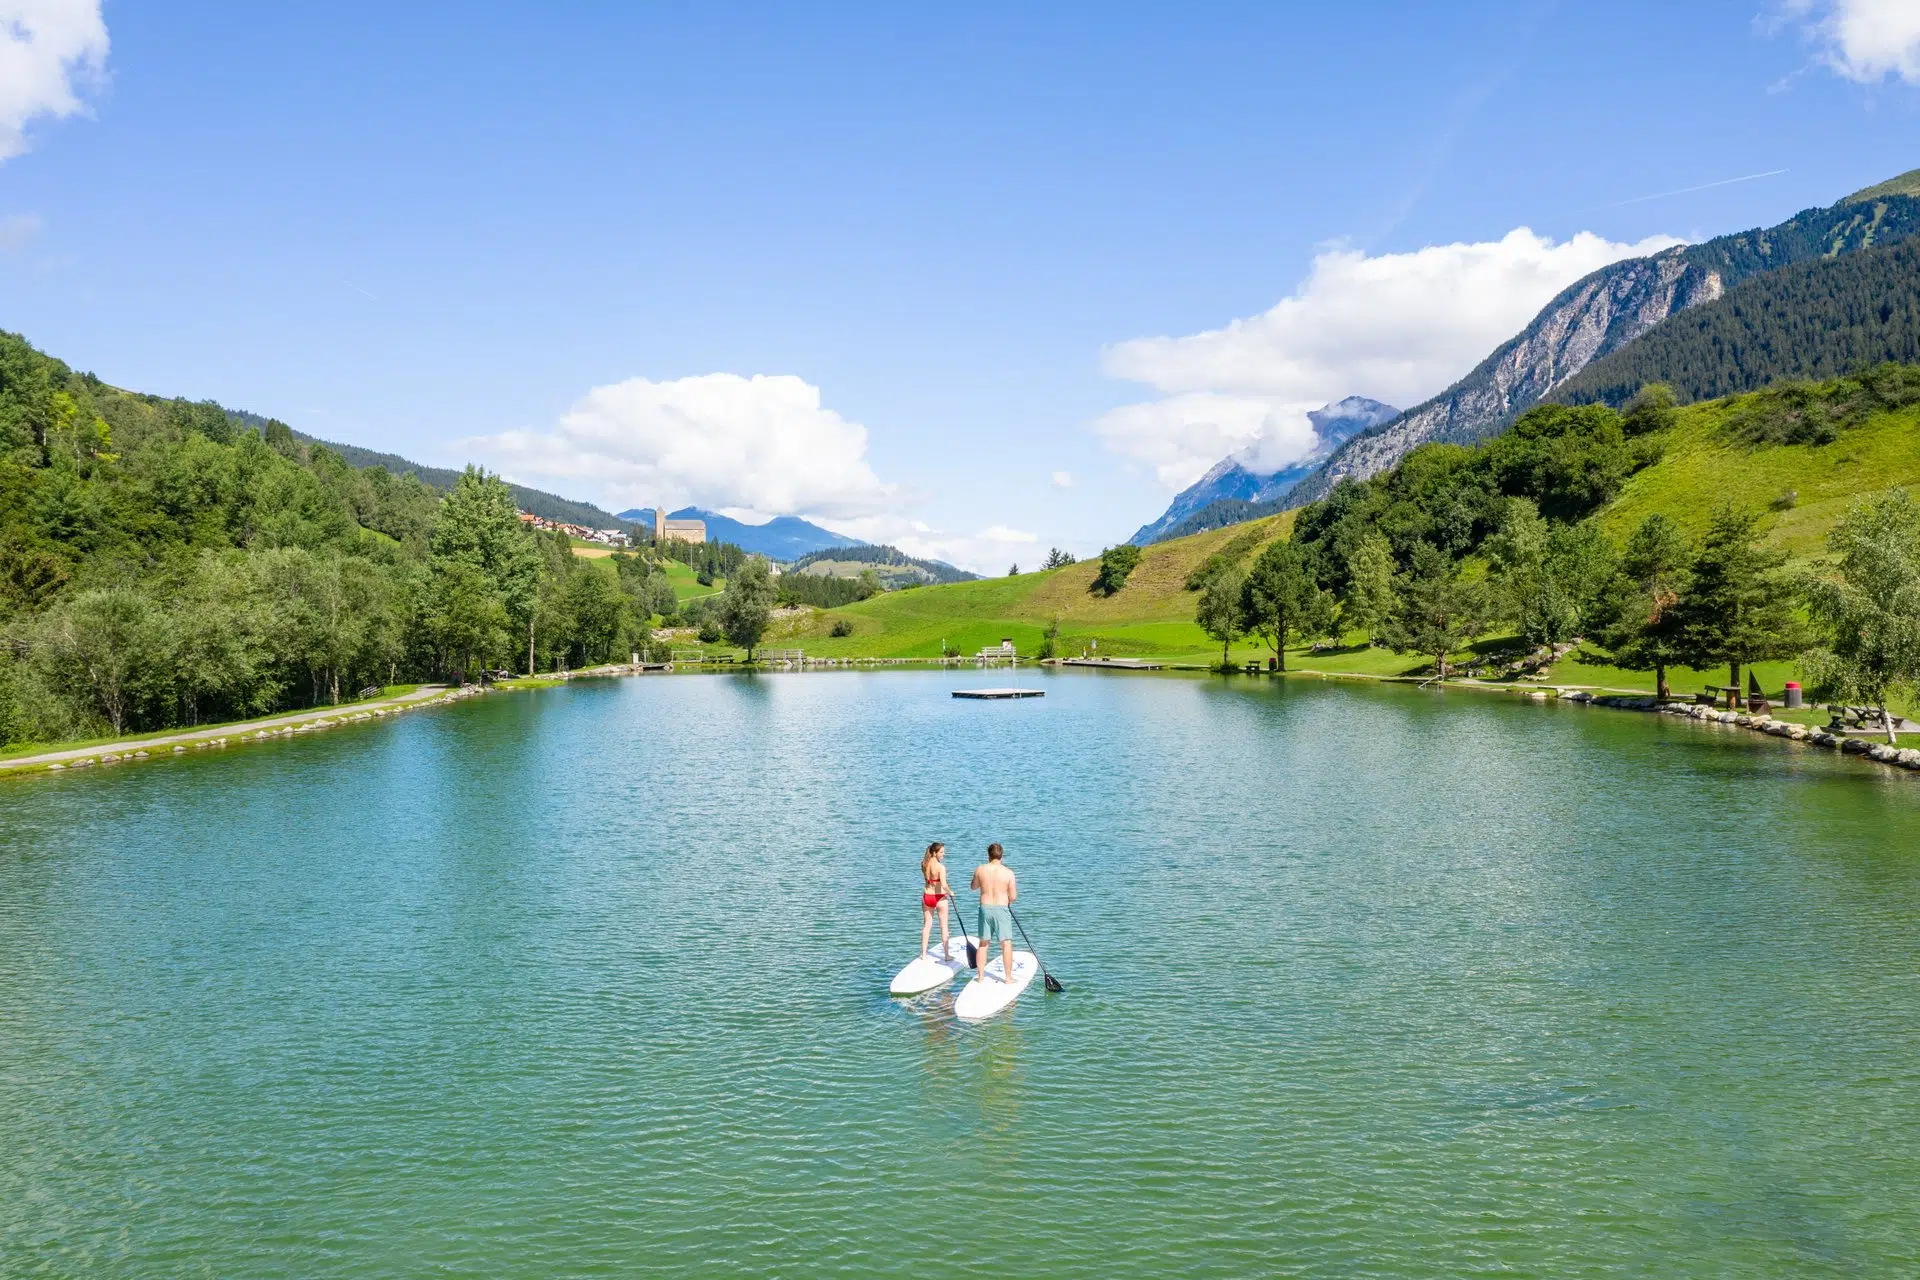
[
  {"xmin": 1007, "ymin": 906, "xmax": 1064, "ymax": 993},
  {"xmin": 941, "ymin": 889, "xmax": 977, "ymax": 969}
]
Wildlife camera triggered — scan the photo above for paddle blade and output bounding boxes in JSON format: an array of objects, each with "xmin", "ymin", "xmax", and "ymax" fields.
[
  {"xmin": 966, "ymin": 943, "xmax": 978, "ymax": 969},
  {"xmin": 1043, "ymin": 972, "xmax": 1064, "ymax": 994}
]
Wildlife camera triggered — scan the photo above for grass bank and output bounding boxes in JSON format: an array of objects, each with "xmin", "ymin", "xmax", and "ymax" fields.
[{"xmin": 0, "ymin": 684, "xmax": 428, "ymax": 764}]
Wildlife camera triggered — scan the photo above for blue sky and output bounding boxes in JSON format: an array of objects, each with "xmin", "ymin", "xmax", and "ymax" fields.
[{"xmin": 2, "ymin": 2, "xmax": 1918, "ymax": 569}]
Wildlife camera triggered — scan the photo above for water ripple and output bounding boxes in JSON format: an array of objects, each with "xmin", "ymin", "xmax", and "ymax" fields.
[{"xmin": 3, "ymin": 672, "xmax": 1919, "ymax": 1276}]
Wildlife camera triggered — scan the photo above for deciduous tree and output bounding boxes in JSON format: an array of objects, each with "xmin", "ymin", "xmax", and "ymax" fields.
[
  {"xmin": 1194, "ymin": 564, "xmax": 1245, "ymax": 671},
  {"xmin": 35, "ymin": 588, "xmax": 167, "ymax": 734},
  {"xmin": 1340, "ymin": 532, "xmax": 1396, "ymax": 646},
  {"xmin": 1092, "ymin": 544, "xmax": 1142, "ymax": 595},
  {"xmin": 721, "ymin": 556, "xmax": 777, "ymax": 659},
  {"xmin": 1239, "ymin": 539, "xmax": 1333, "ymax": 671},
  {"xmin": 1800, "ymin": 490, "xmax": 1920, "ymax": 744}
]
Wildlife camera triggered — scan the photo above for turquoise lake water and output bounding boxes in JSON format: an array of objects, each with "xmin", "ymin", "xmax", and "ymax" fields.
[{"xmin": 3, "ymin": 670, "xmax": 1919, "ymax": 1276}]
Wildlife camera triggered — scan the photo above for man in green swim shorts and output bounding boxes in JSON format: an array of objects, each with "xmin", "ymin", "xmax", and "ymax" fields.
[{"xmin": 969, "ymin": 842, "xmax": 1018, "ymax": 982}]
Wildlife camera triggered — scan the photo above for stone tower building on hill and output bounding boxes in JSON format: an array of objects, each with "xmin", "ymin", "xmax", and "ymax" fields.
[{"xmin": 654, "ymin": 507, "xmax": 707, "ymax": 545}]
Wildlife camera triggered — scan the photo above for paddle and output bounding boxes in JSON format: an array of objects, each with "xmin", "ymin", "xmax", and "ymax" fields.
[
  {"xmin": 1007, "ymin": 906, "xmax": 1064, "ymax": 993},
  {"xmin": 952, "ymin": 898, "xmax": 978, "ymax": 970}
]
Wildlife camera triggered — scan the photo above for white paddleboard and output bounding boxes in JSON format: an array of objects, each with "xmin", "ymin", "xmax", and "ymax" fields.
[
  {"xmin": 952, "ymin": 949, "xmax": 1038, "ymax": 1021},
  {"xmin": 889, "ymin": 937, "xmax": 972, "ymax": 996}
]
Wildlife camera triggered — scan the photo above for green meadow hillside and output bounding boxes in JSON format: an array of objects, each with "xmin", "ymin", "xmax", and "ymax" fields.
[
  {"xmin": 1598, "ymin": 381, "xmax": 1920, "ymax": 559},
  {"xmin": 776, "ymin": 365, "xmax": 1920, "ymax": 694},
  {"xmin": 768, "ymin": 514, "xmax": 1294, "ymax": 663}
]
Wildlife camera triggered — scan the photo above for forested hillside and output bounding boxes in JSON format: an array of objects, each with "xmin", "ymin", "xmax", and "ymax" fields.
[
  {"xmin": 787, "ymin": 543, "xmax": 977, "ymax": 584},
  {"xmin": 1159, "ymin": 494, "xmax": 1291, "ymax": 542},
  {"xmin": 1550, "ymin": 236, "xmax": 1920, "ymax": 409},
  {"xmin": 1250, "ymin": 362, "xmax": 1920, "ymax": 693},
  {"xmin": 290, "ymin": 427, "xmax": 632, "ymax": 530},
  {"xmin": 0, "ymin": 330, "xmax": 696, "ymax": 748}
]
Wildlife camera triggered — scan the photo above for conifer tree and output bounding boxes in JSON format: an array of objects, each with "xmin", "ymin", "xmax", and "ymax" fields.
[
  {"xmin": 1673, "ymin": 507, "xmax": 1802, "ymax": 694},
  {"xmin": 1381, "ymin": 543, "xmax": 1489, "ymax": 679},
  {"xmin": 1599, "ymin": 514, "xmax": 1691, "ymax": 700}
]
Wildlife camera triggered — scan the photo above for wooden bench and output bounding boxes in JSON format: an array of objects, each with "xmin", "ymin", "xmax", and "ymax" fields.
[{"xmin": 1702, "ymin": 683, "xmax": 1772, "ymax": 713}]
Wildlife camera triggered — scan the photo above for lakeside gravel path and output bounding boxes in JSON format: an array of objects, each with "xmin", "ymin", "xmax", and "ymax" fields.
[{"xmin": 0, "ymin": 685, "xmax": 462, "ymax": 775}]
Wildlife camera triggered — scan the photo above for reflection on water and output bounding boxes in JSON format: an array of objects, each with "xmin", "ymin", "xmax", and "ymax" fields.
[{"xmin": 3, "ymin": 669, "xmax": 1920, "ymax": 1277}]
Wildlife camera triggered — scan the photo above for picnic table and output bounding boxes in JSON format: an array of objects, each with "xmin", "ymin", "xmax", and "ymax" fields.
[{"xmin": 1827, "ymin": 705, "xmax": 1916, "ymax": 734}]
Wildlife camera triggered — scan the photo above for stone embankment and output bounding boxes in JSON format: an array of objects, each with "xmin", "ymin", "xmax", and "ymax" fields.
[
  {"xmin": 3, "ymin": 683, "xmax": 489, "ymax": 777},
  {"xmin": 1561, "ymin": 690, "xmax": 1920, "ymax": 774}
]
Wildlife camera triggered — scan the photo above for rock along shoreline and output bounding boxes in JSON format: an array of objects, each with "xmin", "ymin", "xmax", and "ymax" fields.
[{"xmin": 1558, "ymin": 689, "xmax": 1920, "ymax": 775}]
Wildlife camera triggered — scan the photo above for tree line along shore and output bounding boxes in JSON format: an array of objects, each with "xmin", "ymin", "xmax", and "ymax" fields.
[{"xmin": 5, "ymin": 316, "xmax": 1920, "ymax": 757}]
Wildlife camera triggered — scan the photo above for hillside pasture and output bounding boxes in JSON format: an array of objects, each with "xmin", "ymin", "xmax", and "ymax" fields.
[
  {"xmin": 769, "ymin": 513, "xmax": 1294, "ymax": 659},
  {"xmin": 1602, "ymin": 396, "xmax": 1920, "ymax": 560}
]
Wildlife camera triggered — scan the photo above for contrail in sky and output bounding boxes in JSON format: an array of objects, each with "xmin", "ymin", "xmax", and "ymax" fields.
[{"xmin": 1606, "ymin": 169, "xmax": 1789, "ymax": 208}]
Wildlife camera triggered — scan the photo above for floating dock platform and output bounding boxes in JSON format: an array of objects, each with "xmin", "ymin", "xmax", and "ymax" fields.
[{"xmin": 952, "ymin": 688, "xmax": 1045, "ymax": 700}]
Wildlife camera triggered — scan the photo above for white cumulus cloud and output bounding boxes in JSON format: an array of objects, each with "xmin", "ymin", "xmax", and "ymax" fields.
[
  {"xmin": 1095, "ymin": 226, "xmax": 1681, "ymax": 490},
  {"xmin": 1091, "ymin": 393, "xmax": 1319, "ymax": 490},
  {"xmin": 1783, "ymin": 0, "xmax": 1920, "ymax": 83},
  {"xmin": 0, "ymin": 1, "xmax": 109, "ymax": 162},
  {"xmin": 473, "ymin": 372, "xmax": 898, "ymax": 520}
]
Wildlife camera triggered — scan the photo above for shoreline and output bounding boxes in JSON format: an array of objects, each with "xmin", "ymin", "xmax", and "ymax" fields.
[
  {"xmin": 0, "ymin": 684, "xmax": 475, "ymax": 777},
  {"xmin": 6, "ymin": 660, "xmax": 1917, "ymax": 783}
]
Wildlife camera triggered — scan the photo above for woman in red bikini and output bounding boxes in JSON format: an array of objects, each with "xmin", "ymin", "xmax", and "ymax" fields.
[{"xmin": 919, "ymin": 841, "xmax": 954, "ymax": 959}]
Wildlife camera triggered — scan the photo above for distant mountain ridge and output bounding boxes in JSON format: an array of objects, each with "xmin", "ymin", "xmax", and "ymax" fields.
[
  {"xmin": 1287, "ymin": 182, "xmax": 1920, "ymax": 506},
  {"xmin": 616, "ymin": 507, "xmax": 861, "ymax": 561},
  {"xmin": 1129, "ymin": 396, "xmax": 1398, "ymax": 545}
]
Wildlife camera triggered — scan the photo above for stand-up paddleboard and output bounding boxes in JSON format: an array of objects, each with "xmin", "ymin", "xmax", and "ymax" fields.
[
  {"xmin": 889, "ymin": 937, "xmax": 972, "ymax": 996},
  {"xmin": 952, "ymin": 950, "xmax": 1037, "ymax": 1021}
]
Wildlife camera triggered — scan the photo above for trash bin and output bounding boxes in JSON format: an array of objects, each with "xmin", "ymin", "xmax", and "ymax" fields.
[
  {"xmin": 1268, "ymin": 657, "xmax": 1277, "ymax": 672},
  {"xmin": 1784, "ymin": 681, "xmax": 1803, "ymax": 709}
]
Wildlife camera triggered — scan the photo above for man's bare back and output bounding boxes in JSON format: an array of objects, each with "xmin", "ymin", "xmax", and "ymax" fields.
[{"xmin": 971, "ymin": 858, "xmax": 1016, "ymax": 905}]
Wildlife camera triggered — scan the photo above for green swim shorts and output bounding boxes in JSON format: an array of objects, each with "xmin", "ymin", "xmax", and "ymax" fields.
[{"xmin": 977, "ymin": 904, "xmax": 1014, "ymax": 946}]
